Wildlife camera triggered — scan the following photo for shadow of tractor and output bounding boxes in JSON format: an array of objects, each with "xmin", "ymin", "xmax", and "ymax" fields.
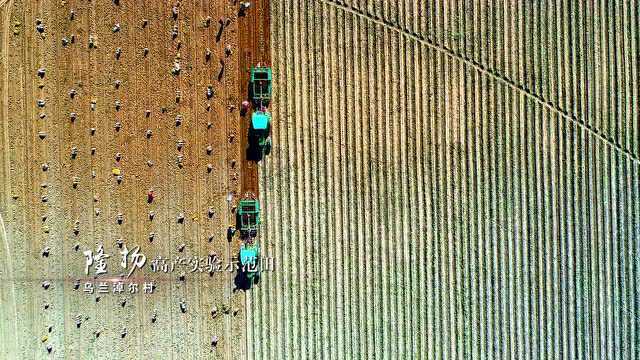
[{"xmin": 233, "ymin": 265, "xmax": 260, "ymax": 291}]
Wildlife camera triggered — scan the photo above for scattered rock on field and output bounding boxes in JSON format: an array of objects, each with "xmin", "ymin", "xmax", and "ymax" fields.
[
  {"xmin": 171, "ymin": 61, "xmax": 181, "ymax": 75},
  {"xmin": 36, "ymin": 23, "xmax": 45, "ymax": 33},
  {"xmin": 88, "ymin": 35, "xmax": 96, "ymax": 48}
]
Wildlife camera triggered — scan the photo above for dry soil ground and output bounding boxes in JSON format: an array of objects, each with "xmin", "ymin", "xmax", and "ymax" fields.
[
  {"xmin": 0, "ymin": 0, "xmax": 259, "ymax": 358},
  {"xmin": 248, "ymin": 0, "xmax": 639, "ymax": 359},
  {"xmin": 2, "ymin": 0, "xmax": 640, "ymax": 359}
]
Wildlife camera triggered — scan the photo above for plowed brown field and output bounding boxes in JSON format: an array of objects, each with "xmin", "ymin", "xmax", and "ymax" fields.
[
  {"xmin": 0, "ymin": 0, "xmax": 259, "ymax": 358},
  {"xmin": 247, "ymin": 0, "xmax": 639, "ymax": 359}
]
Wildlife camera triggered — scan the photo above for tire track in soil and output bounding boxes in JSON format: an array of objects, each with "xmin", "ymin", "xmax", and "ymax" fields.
[
  {"xmin": 56, "ymin": 0, "xmax": 76, "ymax": 355},
  {"xmin": 138, "ymin": 1, "xmax": 164, "ymax": 356},
  {"xmin": 225, "ymin": 1, "xmax": 246, "ymax": 359},
  {"xmin": 73, "ymin": 2, "xmax": 98, "ymax": 357},
  {"xmin": 252, "ymin": 0, "xmax": 285, "ymax": 357},
  {"xmin": 195, "ymin": 1, "xmax": 217, "ymax": 358},
  {"xmin": 190, "ymin": 1, "xmax": 205, "ymax": 357},
  {"xmin": 207, "ymin": 1, "xmax": 232, "ymax": 358},
  {"xmin": 112, "ymin": 1, "xmax": 133, "ymax": 355},
  {"xmin": 224, "ymin": 1, "xmax": 240, "ymax": 359},
  {"xmin": 126, "ymin": 0, "xmax": 147, "ymax": 354},
  {"xmin": 87, "ymin": 0, "xmax": 117, "ymax": 357},
  {"xmin": 144, "ymin": 0, "xmax": 172, "ymax": 356},
  {"xmin": 146, "ymin": 0, "xmax": 176, "ymax": 356},
  {"xmin": 237, "ymin": 0, "xmax": 270, "ymax": 358},
  {"xmin": 169, "ymin": 0, "xmax": 189, "ymax": 355}
]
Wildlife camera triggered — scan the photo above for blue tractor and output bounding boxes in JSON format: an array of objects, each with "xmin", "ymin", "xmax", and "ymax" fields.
[{"xmin": 250, "ymin": 111, "xmax": 272, "ymax": 158}]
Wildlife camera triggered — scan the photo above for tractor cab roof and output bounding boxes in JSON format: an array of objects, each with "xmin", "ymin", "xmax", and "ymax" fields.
[
  {"xmin": 251, "ymin": 111, "xmax": 271, "ymax": 130},
  {"xmin": 240, "ymin": 243, "xmax": 259, "ymax": 265}
]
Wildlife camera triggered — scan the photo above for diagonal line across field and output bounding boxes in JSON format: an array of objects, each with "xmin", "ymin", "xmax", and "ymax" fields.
[
  {"xmin": 254, "ymin": 1, "xmax": 640, "ymax": 358},
  {"xmin": 320, "ymin": 0, "xmax": 640, "ymax": 165}
]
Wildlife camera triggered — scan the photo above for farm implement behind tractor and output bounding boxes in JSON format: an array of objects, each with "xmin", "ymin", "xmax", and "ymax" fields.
[
  {"xmin": 249, "ymin": 66, "xmax": 272, "ymax": 107},
  {"xmin": 236, "ymin": 198, "xmax": 260, "ymax": 238}
]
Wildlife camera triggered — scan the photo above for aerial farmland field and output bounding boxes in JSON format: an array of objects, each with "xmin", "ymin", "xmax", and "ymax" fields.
[
  {"xmin": 248, "ymin": 0, "xmax": 639, "ymax": 359},
  {"xmin": 0, "ymin": 0, "xmax": 639, "ymax": 359}
]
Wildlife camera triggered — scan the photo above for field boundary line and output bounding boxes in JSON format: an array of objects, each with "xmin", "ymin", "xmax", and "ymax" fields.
[{"xmin": 319, "ymin": 0, "xmax": 640, "ymax": 165}]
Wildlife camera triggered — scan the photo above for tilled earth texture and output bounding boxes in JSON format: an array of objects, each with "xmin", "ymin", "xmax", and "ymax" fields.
[
  {"xmin": 248, "ymin": 0, "xmax": 640, "ymax": 359},
  {"xmin": 2, "ymin": 0, "xmax": 640, "ymax": 359},
  {"xmin": 0, "ymin": 0, "xmax": 263, "ymax": 358}
]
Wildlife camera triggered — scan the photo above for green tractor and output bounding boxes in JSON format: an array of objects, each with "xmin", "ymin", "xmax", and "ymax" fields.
[
  {"xmin": 236, "ymin": 198, "xmax": 260, "ymax": 238},
  {"xmin": 250, "ymin": 111, "xmax": 272, "ymax": 158},
  {"xmin": 249, "ymin": 66, "xmax": 272, "ymax": 107},
  {"xmin": 239, "ymin": 242, "xmax": 260, "ymax": 285}
]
